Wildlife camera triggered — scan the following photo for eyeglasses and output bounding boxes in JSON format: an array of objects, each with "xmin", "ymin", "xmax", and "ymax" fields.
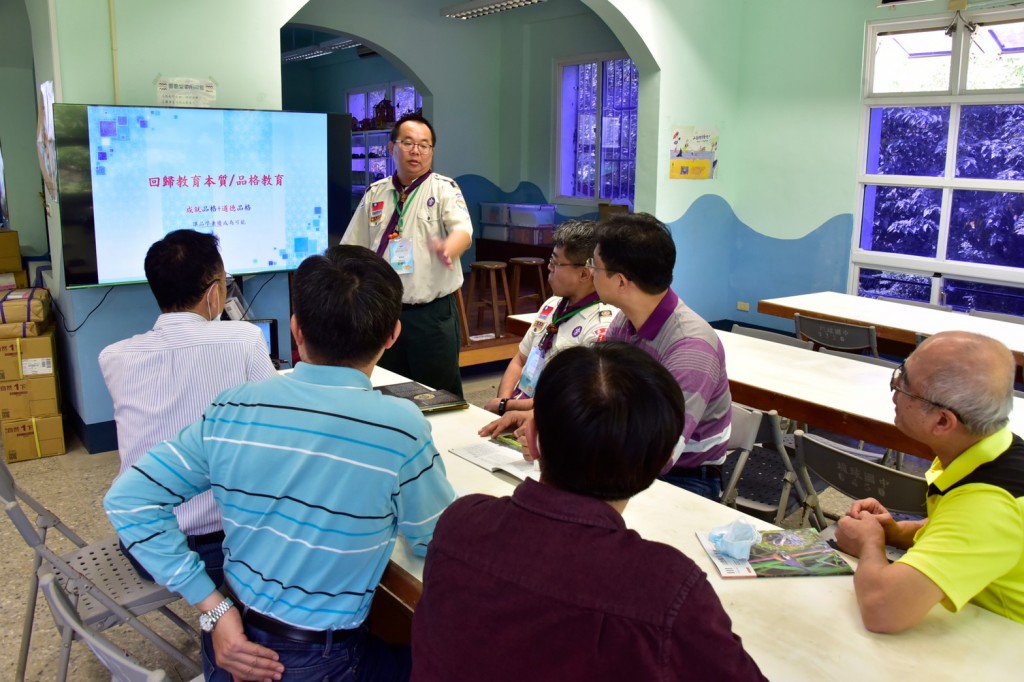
[
  {"xmin": 548, "ymin": 255, "xmax": 585, "ymax": 269},
  {"xmin": 584, "ymin": 257, "xmax": 612, "ymax": 272},
  {"xmin": 890, "ymin": 363, "xmax": 967, "ymax": 424},
  {"xmin": 396, "ymin": 139, "xmax": 433, "ymax": 153}
]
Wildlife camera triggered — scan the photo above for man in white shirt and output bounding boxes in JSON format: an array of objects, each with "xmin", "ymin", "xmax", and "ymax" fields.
[
  {"xmin": 342, "ymin": 113, "xmax": 473, "ymax": 397},
  {"xmin": 484, "ymin": 220, "xmax": 617, "ymax": 416},
  {"xmin": 99, "ymin": 229, "xmax": 276, "ymax": 586}
]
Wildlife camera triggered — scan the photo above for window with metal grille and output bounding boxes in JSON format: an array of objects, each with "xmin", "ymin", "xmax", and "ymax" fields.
[{"xmin": 557, "ymin": 56, "xmax": 638, "ymax": 207}]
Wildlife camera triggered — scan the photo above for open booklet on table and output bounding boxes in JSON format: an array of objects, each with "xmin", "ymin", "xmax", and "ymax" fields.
[
  {"xmin": 377, "ymin": 381, "xmax": 469, "ymax": 414},
  {"xmin": 449, "ymin": 434, "xmax": 540, "ymax": 482},
  {"xmin": 696, "ymin": 528, "xmax": 854, "ymax": 579}
]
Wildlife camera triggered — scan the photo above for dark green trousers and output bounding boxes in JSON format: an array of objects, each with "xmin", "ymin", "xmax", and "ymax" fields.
[{"xmin": 379, "ymin": 293, "xmax": 464, "ymax": 398}]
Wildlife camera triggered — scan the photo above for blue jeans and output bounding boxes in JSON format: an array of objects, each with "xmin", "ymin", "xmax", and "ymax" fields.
[
  {"xmin": 202, "ymin": 624, "xmax": 411, "ymax": 681},
  {"xmin": 662, "ymin": 465, "xmax": 722, "ymax": 501}
]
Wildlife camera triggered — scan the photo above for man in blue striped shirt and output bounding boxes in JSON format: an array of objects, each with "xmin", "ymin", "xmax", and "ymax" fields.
[
  {"xmin": 100, "ymin": 229, "xmax": 277, "ymax": 588},
  {"xmin": 105, "ymin": 245, "xmax": 457, "ymax": 681}
]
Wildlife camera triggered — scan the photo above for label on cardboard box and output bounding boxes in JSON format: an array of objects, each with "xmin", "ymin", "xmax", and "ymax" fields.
[{"xmin": 22, "ymin": 358, "xmax": 53, "ymax": 376}]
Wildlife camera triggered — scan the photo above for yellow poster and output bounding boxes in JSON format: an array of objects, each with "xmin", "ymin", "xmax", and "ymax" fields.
[{"xmin": 670, "ymin": 158, "xmax": 713, "ymax": 180}]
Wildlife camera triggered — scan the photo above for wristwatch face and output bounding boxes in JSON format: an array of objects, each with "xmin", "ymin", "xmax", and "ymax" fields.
[{"xmin": 199, "ymin": 612, "xmax": 215, "ymax": 632}]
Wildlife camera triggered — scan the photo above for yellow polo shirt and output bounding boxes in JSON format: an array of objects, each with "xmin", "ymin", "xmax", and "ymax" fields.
[{"xmin": 898, "ymin": 427, "xmax": 1024, "ymax": 622}]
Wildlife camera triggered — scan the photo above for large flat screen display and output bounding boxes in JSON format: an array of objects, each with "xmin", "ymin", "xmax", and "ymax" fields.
[{"xmin": 54, "ymin": 104, "xmax": 343, "ymax": 288}]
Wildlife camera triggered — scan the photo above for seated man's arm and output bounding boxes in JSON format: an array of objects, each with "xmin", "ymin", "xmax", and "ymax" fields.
[
  {"xmin": 395, "ymin": 436, "xmax": 457, "ymax": 557},
  {"xmin": 846, "ymin": 497, "xmax": 927, "ymax": 550},
  {"xmin": 485, "ymin": 352, "xmax": 527, "ymax": 413},
  {"xmin": 661, "ymin": 337, "xmax": 728, "ymax": 469},
  {"xmin": 837, "ymin": 512, "xmax": 945, "ymax": 633}
]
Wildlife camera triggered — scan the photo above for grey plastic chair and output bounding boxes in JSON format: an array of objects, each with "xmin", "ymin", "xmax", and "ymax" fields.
[
  {"xmin": 878, "ymin": 296, "xmax": 952, "ymax": 312},
  {"xmin": 794, "ymin": 431, "xmax": 927, "ymax": 530},
  {"xmin": 39, "ymin": 569, "xmax": 203, "ymax": 682},
  {"xmin": 730, "ymin": 324, "xmax": 814, "ymax": 350},
  {"xmin": 818, "ymin": 347, "xmax": 898, "ymax": 369},
  {"xmin": 722, "ymin": 405, "xmax": 810, "ymax": 526},
  {"xmin": 794, "ymin": 313, "xmax": 880, "ymax": 357},
  {"xmin": 969, "ymin": 308, "xmax": 1024, "ymax": 324},
  {"xmin": 0, "ymin": 459, "xmax": 200, "ymax": 681}
]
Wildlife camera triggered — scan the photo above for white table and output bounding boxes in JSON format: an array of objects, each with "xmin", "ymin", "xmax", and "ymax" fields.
[
  {"xmin": 369, "ymin": 366, "xmax": 1023, "ymax": 680},
  {"xmin": 758, "ymin": 291, "xmax": 1024, "ymax": 366}
]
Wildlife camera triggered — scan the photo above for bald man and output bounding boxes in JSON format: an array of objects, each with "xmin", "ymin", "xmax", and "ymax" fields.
[{"xmin": 835, "ymin": 331, "xmax": 1024, "ymax": 632}]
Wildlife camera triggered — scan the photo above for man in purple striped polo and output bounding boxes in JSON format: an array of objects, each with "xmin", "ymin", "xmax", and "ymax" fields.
[
  {"xmin": 100, "ymin": 229, "xmax": 277, "ymax": 586},
  {"xmin": 590, "ymin": 213, "xmax": 732, "ymax": 500}
]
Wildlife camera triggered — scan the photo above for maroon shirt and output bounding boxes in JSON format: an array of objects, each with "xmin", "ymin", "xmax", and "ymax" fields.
[{"xmin": 412, "ymin": 479, "xmax": 767, "ymax": 681}]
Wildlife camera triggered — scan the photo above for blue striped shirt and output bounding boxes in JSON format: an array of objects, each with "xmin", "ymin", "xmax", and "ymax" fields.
[
  {"xmin": 104, "ymin": 362, "xmax": 456, "ymax": 631},
  {"xmin": 99, "ymin": 313, "xmax": 277, "ymax": 536}
]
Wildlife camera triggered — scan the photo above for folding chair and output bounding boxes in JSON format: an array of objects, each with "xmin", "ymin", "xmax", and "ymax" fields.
[
  {"xmin": 794, "ymin": 313, "xmax": 879, "ymax": 357},
  {"xmin": 39, "ymin": 569, "xmax": 203, "ymax": 682},
  {"xmin": 722, "ymin": 406, "xmax": 811, "ymax": 526},
  {"xmin": 0, "ymin": 458, "xmax": 200, "ymax": 681},
  {"xmin": 794, "ymin": 431, "xmax": 928, "ymax": 530},
  {"xmin": 878, "ymin": 296, "xmax": 952, "ymax": 312},
  {"xmin": 730, "ymin": 324, "xmax": 814, "ymax": 350},
  {"xmin": 969, "ymin": 308, "xmax": 1024, "ymax": 324}
]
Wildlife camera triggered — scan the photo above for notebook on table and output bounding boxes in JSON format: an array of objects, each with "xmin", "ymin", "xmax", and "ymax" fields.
[{"xmin": 377, "ymin": 381, "xmax": 469, "ymax": 414}]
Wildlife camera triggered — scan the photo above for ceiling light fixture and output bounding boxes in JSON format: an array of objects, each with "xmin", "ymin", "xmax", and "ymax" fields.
[
  {"xmin": 281, "ymin": 37, "xmax": 360, "ymax": 64},
  {"xmin": 441, "ymin": 0, "xmax": 547, "ymax": 21}
]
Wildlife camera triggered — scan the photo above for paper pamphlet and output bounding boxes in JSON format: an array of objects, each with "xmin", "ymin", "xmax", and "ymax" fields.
[
  {"xmin": 697, "ymin": 528, "xmax": 853, "ymax": 579},
  {"xmin": 449, "ymin": 438, "xmax": 539, "ymax": 482}
]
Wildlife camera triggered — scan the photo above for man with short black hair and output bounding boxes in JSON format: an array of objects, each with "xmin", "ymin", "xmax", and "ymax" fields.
[
  {"xmin": 484, "ymin": 219, "xmax": 617, "ymax": 415},
  {"xmin": 100, "ymin": 229, "xmax": 276, "ymax": 587},
  {"xmin": 342, "ymin": 113, "xmax": 472, "ymax": 397},
  {"xmin": 836, "ymin": 331, "xmax": 1024, "ymax": 632},
  {"xmin": 413, "ymin": 343, "xmax": 765, "ymax": 681},
  {"xmin": 106, "ymin": 245, "xmax": 457, "ymax": 681},
  {"xmin": 590, "ymin": 213, "xmax": 732, "ymax": 499}
]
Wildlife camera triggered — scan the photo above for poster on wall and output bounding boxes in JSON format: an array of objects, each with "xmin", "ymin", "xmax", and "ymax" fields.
[
  {"xmin": 669, "ymin": 126, "xmax": 718, "ymax": 180},
  {"xmin": 156, "ymin": 76, "xmax": 217, "ymax": 107}
]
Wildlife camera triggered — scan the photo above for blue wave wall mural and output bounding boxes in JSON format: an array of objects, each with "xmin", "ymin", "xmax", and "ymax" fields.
[{"xmin": 455, "ymin": 175, "xmax": 852, "ymax": 330}]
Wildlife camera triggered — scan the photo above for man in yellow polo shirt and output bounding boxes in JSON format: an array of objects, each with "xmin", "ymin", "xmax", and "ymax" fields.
[{"xmin": 835, "ymin": 331, "xmax": 1024, "ymax": 633}]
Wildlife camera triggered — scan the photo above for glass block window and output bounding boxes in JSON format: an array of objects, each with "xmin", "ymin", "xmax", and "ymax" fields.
[
  {"xmin": 558, "ymin": 57, "xmax": 638, "ymax": 207},
  {"xmin": 853, "ymin": 9, "xmax": 1024, "ymax": 308}
]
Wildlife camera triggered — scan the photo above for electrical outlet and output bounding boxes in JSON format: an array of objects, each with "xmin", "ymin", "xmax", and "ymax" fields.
[{"xmin": 736, "ymin": 301, "xmax": 750, "ymax": 312}]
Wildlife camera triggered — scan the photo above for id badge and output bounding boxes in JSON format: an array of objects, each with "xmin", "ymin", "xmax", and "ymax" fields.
[
  {"xmin": 388, "ymin": 238, "xmax": 415, "ymax": 274},
  {"xmin": 518, "ymin": 346, "xmax": 547, "ymax": 398}
]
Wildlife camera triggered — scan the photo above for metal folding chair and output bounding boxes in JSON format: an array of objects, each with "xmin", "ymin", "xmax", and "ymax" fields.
[
  {"xmin": 794, "ymin": 431, "xmax": 928, "ymax": 530},
  {"xmin": 794, "ymin": 313, "xmax": 880, "ymax": 357},
  {"xmin": 722, "ymin": 405, "xmax": 811, "ymax": 526},
  {"xmin": 38, "ymin": 569, "xmax": 203, "ymax": 682},
  {"xmin": 730, "ymin": 323, "xmax": 814, "ymax": 350},
  {"xmin": 878, "ymin": 296, "xmax": 952, "ymax": 312},
  {"xmin": 969, "ymin": 308, "xmax": 1024, "ymax": 324},
  {"xmin": 0, "ymin": 458, "xmax": 200, "ymax": 681}
]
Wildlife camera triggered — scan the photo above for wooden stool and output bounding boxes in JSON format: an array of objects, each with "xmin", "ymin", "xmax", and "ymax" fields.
[
  {"xmin": 508, "ymin": 256, "xmax": 548, "ymax": 313},
  {"xmin": 466, "ymin": 261, "xmax": 513, "ymax": 338},
  {"xmin": 454, "ymin": 289, "xmax": 471, "ymax": 347}
]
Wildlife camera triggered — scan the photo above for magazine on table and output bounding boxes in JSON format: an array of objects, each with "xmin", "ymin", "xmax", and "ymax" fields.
[
  {"xmin": 449, "ymin": 434, "xmax": 539, "ymax": 482},
  {"xmin": 697, "ymin": 528, "xmax": 854, "ymax": 579}
]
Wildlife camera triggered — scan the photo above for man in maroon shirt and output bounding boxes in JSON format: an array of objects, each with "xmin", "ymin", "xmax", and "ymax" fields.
[{"xmin": 411, "ymin": 343, "xmax": 766, "ymax": 681}]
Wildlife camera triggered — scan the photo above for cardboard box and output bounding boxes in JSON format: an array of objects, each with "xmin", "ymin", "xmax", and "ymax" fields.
[
  {"xmin": 0, "ymin": 231, "xmax": 22, "ymax": 273},
  {"xmin": 0, "ymin": 331, "xmax": 56, "ymax": 381},
  {"xmin": 0, "ymin": 375, "xmax": 59, "ymax": 420},
  {"xmin": 0, "ymin": 271, "xmax": 28, "ymax": 291},
  {"xmin": 0, "ymin": 288, "xmax": 50, "ymax": 324},
  {"xmin": 4, "ymin": 414, "xmax": 65, "ymax": 463},
  {"xmin": 0, "ymin": 320, "xmax": 50, "ymax": 339}
]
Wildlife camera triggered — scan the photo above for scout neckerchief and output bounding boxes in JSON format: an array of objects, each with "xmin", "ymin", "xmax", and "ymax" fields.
[
  {"xmin": 537, "ymin": 292, "xmax": 601, "ymax": 353},
  {"xmin": 375, "ymin": 170, "xmax": 434, "ymax": 256}
]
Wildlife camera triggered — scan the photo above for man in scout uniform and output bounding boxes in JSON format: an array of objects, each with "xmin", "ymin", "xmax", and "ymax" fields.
[
  {"xmin": 342, "ymin": 113, "xmax": 473, "ymax": 397},
  {"xmin": 485, "ymin": 219, "xmax": 617, "ymax": 415}
]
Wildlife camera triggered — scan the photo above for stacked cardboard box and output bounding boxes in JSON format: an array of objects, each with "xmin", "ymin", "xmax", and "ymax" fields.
[{"xmin": 0, "ymin": 231, "xmax": 65, "ymax": 463}]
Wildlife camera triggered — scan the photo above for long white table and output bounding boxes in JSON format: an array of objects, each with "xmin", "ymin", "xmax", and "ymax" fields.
[
  {"xmin": 758, "ymin": 291, "xmax": 1024, "ymax": 366},
  {"xmin": 369, "ymin": 366, "xmax": 1023, "ymax": 680}
]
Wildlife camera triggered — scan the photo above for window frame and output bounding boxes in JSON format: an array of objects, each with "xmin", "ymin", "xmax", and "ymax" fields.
[
  {"xmin": 345, "ymin": 80, "xmax": 422, "ymax": 129},
  {"xmin": 553, "ymin": 51, "xmax": 637, "ymax": 208},
  {"xmin": 850, "ymin": 8, "xmax": 1024, "ymax": 303}
]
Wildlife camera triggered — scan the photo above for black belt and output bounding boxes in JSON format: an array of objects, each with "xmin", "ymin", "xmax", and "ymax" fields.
[
  {"xmin": 670, "ymin": 463, "xmax": 723, "ymax": 477},
  {"xmin": 223, "ymin": 584, "xmax": 357, "ymax": 645},
  {"xmin": 188, "ymin": 530, "xmax": 225, "ymax": 545}
]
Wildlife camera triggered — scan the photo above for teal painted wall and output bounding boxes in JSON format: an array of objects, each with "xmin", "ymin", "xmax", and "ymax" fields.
[
  {"xmin": 283, "ymin": 50, "xmax": 411, "ymax": 115},
  {"xmin": 0, "ymin": 0, "xmax": 47, "ymax": 254}
]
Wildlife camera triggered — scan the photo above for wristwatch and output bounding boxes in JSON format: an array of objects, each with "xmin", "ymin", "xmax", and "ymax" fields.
[
  {"xmin": 498, "ymin": 398, "xmax": 509, "ymax": 416},
  {"xmin": 198, "ymin": 597, "xmax": 235, "ymax": 633}
]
